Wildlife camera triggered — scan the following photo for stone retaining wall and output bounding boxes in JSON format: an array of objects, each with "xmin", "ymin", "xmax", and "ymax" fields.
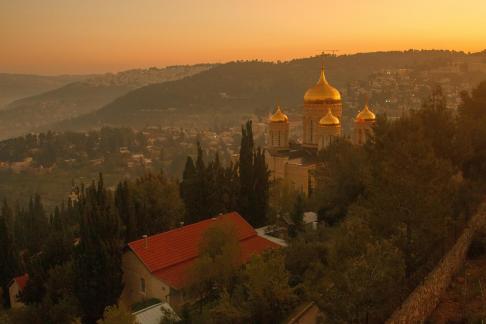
[{"xmin": 386, "ymin": 202, "xmax": 486, "ymax": 324}]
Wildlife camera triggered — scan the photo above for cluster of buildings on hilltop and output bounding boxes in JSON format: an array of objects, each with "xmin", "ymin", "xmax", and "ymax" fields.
[
  {"xmin": 265, "ymin": 66, "xmax": 376, "ymax": 195},
  {"xmin": 344, "ymin": 62, "xmax": 484, "ymax": 118}
]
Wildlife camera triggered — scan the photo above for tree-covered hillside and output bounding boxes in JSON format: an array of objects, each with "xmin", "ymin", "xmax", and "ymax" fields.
[
  {"xmin": 0, "ymin": 73, "xmax": 88, "ymax": 109},
  {"xmin": 55, "ymin": 50, "xmax": 486, "ymax": 130},
  {"xmin": 0, "ymin": 65, "xmax": 214, "ymax": 140}
]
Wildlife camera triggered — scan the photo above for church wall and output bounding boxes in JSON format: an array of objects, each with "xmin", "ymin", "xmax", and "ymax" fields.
[
  {"xmin": 265, "ymin": 151, "xmax": 288, "ymax": 179},
  {"xmin": 284, "ymin": 163, "xmax": 315, "ymax": 195}
]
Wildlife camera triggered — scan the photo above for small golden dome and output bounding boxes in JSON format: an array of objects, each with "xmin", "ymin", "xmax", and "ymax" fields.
[
  {"xmin": 269, "ymin": 105, "xmax": 289, "ymax": 123},
  {"xmin": 356, "ymin": 102, "xmax": 376, "ymax": 121},
  {"xmin": 319, "ymin": 108, "xmax": 340, "ymax": 126},
  {"xmin": 304, "ymin": 66, "xmax": 341, "ymax": 104}
]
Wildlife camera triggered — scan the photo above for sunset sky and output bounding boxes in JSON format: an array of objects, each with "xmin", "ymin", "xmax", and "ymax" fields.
[{"xmin": 1, "ymin": 0, "xmax": 485, "ymax": 75}]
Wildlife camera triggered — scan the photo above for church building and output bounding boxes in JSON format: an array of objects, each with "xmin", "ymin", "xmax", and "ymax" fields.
[{"xmin": 265, "ymin": 66, "xmax": 376, "ymax": 195}]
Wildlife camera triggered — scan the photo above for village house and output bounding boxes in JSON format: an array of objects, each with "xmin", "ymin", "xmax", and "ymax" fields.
[
  {"xmin": 121, "ymin": 212, "xmax": 281, "ymax": 310},
  {"xmin": 9, "ymin": 273, "xmax": 29, "ymax": 308}
]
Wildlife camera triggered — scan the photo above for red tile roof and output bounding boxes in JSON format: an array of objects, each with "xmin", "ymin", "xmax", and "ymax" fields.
[
  {"xmin": 128, "ymin": 212, "xmax": 280, "ymax": 289},
  {"xmin": 12, "ymin": 274, "xmax": 29, "ymax": 290}
]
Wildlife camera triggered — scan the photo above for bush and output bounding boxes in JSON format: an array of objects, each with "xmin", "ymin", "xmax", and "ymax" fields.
[{"xmin": 468, "ymin": 232, "xmax": 486, "ymax": 259}]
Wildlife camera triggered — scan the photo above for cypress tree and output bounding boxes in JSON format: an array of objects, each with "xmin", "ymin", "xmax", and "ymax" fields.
[
  {"xmin": 181, "ymin": 156, "xmax": 198, "ymax": 224},
  {"xmin": 252, "ymin": 147, "xmax": 270, "ymax": 227},
  {"xmin": 238, "ymin": 121, "xmax": 254, "ymax": 221},
  {"xmin": 0, "ymin": 200, "xmax": 18, "ymax": 308},
  {"xmin": 195, "ymin": 141, "xmax": 210, "ymax": 220},
  {"xmin": 207, "ymin": 153, "xmax": 225, "ymax": 216},
  {"xmin": 238, "ymin": 121, "xmax": 269, "ymax": 227},
  {"xmin": 115, "ymin": 181, "xmax": 136, "ymax": 243},
  {"xmin": 74, "ymin": 174, "xmax": 123, "ymax": 324}
]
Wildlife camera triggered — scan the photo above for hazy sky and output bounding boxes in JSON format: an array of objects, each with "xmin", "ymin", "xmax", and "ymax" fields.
[{"xmin": 1, "ymin": 0, "xmax": 485, "ymax": 75}]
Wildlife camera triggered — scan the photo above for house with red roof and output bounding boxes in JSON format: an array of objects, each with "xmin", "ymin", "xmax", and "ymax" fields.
[
  {"xmin": 9, "ymin": 273, "xmax": 29, "ymax": 308},
  {"xmin": 121, "ymin": 212, "xmax": 281, "ymax": 309}
]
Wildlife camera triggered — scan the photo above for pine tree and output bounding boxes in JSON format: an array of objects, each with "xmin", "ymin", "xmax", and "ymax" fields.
[
  {"xmin": 74, "ymin": 174, "xmax": 123, "ymax": 324},
  {"xmin": 0, "ymin": 200, "xmax": 18, "ymax": 308}
]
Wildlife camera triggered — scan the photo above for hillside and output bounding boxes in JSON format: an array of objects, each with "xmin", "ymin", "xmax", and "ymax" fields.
[
  {"xmin": 0, "ymin": 64, "xmax": 214, "ymax": 139},
  {"xmin": 54, "ymin": 50, "xmax": 486, "ymax": 131},
  {"xmin": 0, "ymin": 73, "xmax": 88, "ymax": 109}
]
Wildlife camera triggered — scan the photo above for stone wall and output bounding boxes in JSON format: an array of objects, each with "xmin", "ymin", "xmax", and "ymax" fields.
[{"xmin": 386, "ymin": 201, "xmax": 486, "ymax": 324}]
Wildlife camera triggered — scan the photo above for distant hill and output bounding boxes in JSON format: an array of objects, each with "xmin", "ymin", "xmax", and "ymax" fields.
[
  {"xmin": 0, "ymin": 73, "xmax": 88, "ymax": 109},
  {"xmin": 54, "ymin": 50, "xmax": 485, "ymax": 131},
  {"xmin": 0, "ymin": 64, "xmax": 214, "ymax": 139}
]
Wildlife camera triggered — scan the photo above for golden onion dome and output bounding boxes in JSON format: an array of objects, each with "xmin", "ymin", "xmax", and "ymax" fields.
[
  {"xmin": 269, "ymin": 105, "xmax": 289, "ymax": 123},
  {"xmin": 356, "ymin": 102, "xmax": 376, "ymax": 122},
  {"xmin": 319, "ymin": 108, "xmax": 340, "ymax": 126},
  {"xmin": 304, "ymin": 66, "xmax": 341, "ymax": 104}
]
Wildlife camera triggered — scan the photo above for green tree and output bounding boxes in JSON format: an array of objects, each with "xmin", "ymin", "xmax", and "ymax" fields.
[
  {"xmin": 268, "ymin": 178, "xmax": 300, "ymax": 223},
  {"xmin": 289, "ymin": 194, "xmax": 305, "ymax": 237},
  {"xmin": 318, "ymin": 238, "xmax": 405, "ymax": 323},
  {"xmin": 252, "ymin": 147, "xmax": 270, "ymax": 227},
  {"xmin": 238, "ymin": 121, "xmax": 269, "ymax": 227},
  {"xmin": 208, "ymin": 289, "xmax": 247, "ymax": 324},
  {"xmin": 129, "ymin": 172, "xmax": 184, "ymax": 238},
  {"xmin": 180, "ymin": 156, "xmax": 198, "ymax": 223},
  {"xmin": 206, "ymin": 153, "xmax": 226, "ymax": 216},
  {"xmin": 0, "ymin": 200, "xmax": 18, "ymax": 308},
  {"xmin": 188, "ymin": 221, "xmax": 240, "ymax": 310},
  {"xmin": 365, "ymin": 115, "xmax": 455, "ymax": 281},
  {"xmin": 243, "ymin": 252, "xmax": 296, "ymax": 323},
  {"xmin": 97, "ymin": 305, "xmax": 137, "ymax": 324},
  {"xmin": 458, "ymin": 81, "xmax": 486, "ymax": 182},
  {"xmin": 11, "ymin": 262, "xmax": 79, "ymax": 324},
  {"xmin": 195, "ymin": 142, "xmax": 210, "ymax": 220},
  {"xmin": 238, "ymin": 121, "xmax": 254, "ymax": 221},
  {"xmin": 74, "ymin": 174, "xmax": 123, "ymax": 324},
  {"xmin": 313, "ymin": 138, "xmax": 366, "ymax": 226}
]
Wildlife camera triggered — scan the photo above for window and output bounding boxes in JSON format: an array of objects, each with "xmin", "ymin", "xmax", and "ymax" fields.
[{"xmin": 140, "ymin": 278, "xmax": 146, "ymax": 294}]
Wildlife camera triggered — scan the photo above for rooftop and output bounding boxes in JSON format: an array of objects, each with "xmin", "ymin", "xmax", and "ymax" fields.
[{"xmin": 128, "ymin": 212, "xmax": 280, "ymax": 289}]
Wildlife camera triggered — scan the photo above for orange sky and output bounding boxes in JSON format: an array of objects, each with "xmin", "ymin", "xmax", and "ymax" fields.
[{"xmin": 1, "ymin": 0, "xmax": 485, "ymax": 75}]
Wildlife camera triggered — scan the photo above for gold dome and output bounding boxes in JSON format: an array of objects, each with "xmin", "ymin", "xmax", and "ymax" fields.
[
  {"xmin": 356, "ymin": 102, "xmax": 376, "ymax": 121},
  {"xmin": 304, "ymin": 66, "xmax": 341, "ymax": 104},
  {"xmin": 319, "ymin": 108, "xmax": 340, "ymax": 126},
  {"xmin": 269, "ymin": 105, "xmax": 289, "ymax": 123}
]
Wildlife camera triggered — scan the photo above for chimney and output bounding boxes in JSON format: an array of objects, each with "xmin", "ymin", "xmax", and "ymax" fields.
[{"xmin": 142, "ymin": 235, "xmax": 148, "ymax": 249}]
